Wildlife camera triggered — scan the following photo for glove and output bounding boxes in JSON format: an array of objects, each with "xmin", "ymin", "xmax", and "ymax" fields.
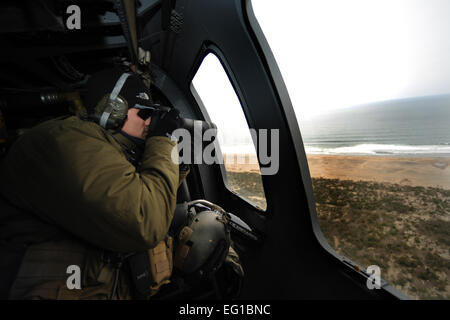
[{"xmin": 147, "ymin": 108, "xmax": 182, "ymax": 140}]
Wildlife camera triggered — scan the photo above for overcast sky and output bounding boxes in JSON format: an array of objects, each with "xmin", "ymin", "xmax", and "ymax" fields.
[
  {"xmin": 192, "ymin": 0, "xmax": 450, "ymax": 147},
  {"xmin": 251, "ymin": 0, "xmax": 450, "ymax": 119}
]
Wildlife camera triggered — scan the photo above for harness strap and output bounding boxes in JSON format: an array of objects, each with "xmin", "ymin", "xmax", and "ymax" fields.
[
  {"xmin": 99, "ymin": 72, "xmax": 132, "ymax": 129},
  {"xmin": 114, "ymin": 0, "xmax": 139, "ymax": 68}
]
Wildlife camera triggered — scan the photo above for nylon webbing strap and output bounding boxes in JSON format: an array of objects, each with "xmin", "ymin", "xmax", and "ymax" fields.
[
  {"xmin": 99, "ymin": 73, "xmax": 131, "ymax": 128},
  {"xmin": 110, "ymin": 72, "xmax": 132, "ymax": 100},
  {"xmin": 114, "ymin": 0, "xmax": 139, "ymax": 67}
]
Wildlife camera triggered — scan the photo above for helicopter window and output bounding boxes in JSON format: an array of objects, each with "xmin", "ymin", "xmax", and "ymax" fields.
[
  {"xmin": 191, "ymin": 53, "xmax": 267, "ymax": 211},
  {"xmin": 252, "ymin": 0, "xmax": 450, "ymax": 299}
]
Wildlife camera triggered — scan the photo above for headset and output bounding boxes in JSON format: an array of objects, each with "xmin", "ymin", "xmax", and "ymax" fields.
[
  {"xmin": 90, "ymin": 72, "xmax": 217, "ymax": 139},
  {"xmin": 92, "ymin": 72, "xmax": 155, "ymax": 131}
]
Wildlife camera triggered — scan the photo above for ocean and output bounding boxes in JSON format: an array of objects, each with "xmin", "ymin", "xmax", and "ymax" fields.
[{"xmin": 299, "ymin": 95, "xmax": 450, "ymax": 157}]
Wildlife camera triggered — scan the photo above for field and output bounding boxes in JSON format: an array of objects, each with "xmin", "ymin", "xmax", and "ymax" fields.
[
  {"xmin": 224, "ymin": 154, "xmax": 450, "ymax": 299},
  {"xmin": 313, "ymin": 178, "xmax": 450, "ymax": 300}
]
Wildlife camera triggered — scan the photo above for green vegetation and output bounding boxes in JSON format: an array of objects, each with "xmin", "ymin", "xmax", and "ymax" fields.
[
  {"xmin": 226, "ymin": 171, "xmax": 450, "ymax": 300},
  {"xmin": 312, "ymin": 178, "xmax": 450, "ymax": 300},
  {"xmin": 226, "ymin": 171, "xmax": 266, "ymax": 210}
]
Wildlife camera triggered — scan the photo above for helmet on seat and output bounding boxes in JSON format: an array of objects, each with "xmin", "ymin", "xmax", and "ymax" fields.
[{"xmin": 173, "ymin": 207, "xmax": 231, "ymax": 278}]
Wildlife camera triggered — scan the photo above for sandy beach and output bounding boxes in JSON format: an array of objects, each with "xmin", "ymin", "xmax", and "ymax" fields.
[
  {"xmin": 306, "ymin": 155, "xmax": 450, "ymax": 189},
  {"xmin": 223, "ymin": 153, "xmax": 450, "ymax": 189}
]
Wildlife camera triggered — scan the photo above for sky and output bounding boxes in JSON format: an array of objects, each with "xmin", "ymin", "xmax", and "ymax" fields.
[
  {"xmin": 193, "ymin": 54, "xmax": 257, "ymax": 147},
  {"xmin": 251, "ymin": 0, "xmax": 450, "ymax": 119},
  {"xmin": 192, "ymin": 0, "xmax": 450, "ymax": 148}
]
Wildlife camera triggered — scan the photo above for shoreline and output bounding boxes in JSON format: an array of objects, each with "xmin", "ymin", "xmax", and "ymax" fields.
[
  {"xmin": 306, "ymin": 153, "xmax": 450, "ymax": 159},
  {"xmin": 306, "ymin": 154, "xmax": 450, "ymax": 189},
  {"xmin": 222, "ymin": 153, "xmax": 450, "ymax": 189}
]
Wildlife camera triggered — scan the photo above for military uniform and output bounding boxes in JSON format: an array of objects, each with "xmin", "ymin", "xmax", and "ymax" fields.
[{"xmin": 0, "ymin": 115, "xmax": 188, "ymax": 299}]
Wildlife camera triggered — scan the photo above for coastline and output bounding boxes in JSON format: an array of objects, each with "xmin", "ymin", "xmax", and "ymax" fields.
[
  {"xmin": 306, "ymin": 154, "xmax": 450, "ymax": 189},
  {"xmin": 223, "ymin": 153, "xmax": 450, "ymax": 189}
]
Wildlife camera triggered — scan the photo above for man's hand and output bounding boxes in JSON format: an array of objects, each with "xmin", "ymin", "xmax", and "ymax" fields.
[{"xmin": 147, "ymin": 108, "xmax": 182, "ymax": 140}]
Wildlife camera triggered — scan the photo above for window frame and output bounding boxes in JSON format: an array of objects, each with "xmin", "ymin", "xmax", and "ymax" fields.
[
  {"xmin": 244, "ymin": 0, "xmax": 410, "ymax": 299},
  {"xmin": 189, "ymin": 44, "xmax": 268, "ymax": 213}
]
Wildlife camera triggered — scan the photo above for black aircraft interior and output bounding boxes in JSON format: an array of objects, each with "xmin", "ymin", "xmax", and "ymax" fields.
[{"xmin": 0, "ymin": 0, "xmax": 411, "ymax": 300}]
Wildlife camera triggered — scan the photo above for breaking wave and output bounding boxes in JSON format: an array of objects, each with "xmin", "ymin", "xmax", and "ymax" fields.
[{"xmin": 305, "ymin": 144, "xmax": 450, "ymax": 156}]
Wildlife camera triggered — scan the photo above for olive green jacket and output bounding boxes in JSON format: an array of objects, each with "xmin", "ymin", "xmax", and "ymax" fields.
[{"xmin": 0, "ymin": 116, "xmax": 187, "ymax": 299}]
